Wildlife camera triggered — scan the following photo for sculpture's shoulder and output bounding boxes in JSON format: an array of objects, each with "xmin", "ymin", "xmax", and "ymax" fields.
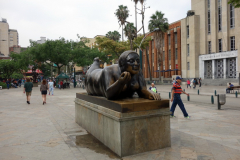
[{"xmin": 102, "ymin": 64, "xmax": 121, "ymax": 76}]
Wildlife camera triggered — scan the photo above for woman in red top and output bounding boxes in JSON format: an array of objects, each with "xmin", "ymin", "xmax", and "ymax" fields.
[
  {"xmin": 60, "ymin": 80, "xmax": 63, "ymax": 89},
  {"xmin": 187, "ymin": 79, "xmax": 191, "ymax": 88}
]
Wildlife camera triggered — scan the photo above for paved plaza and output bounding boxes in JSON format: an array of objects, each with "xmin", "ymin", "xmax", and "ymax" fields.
[{"xmin": 0, "ymin": 85, "xmax": 240, "ymax": 160}]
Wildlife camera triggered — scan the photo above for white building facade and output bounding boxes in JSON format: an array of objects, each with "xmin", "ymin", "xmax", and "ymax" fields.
[{"xmin": 181, "ymin": 0, "xmax": 240, "ymax": 79}]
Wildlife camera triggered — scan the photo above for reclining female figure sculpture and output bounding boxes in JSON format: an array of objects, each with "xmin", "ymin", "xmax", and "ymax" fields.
[{"xmin": 85, "ymin": 51, "xmax": 161, "ymax": 100}]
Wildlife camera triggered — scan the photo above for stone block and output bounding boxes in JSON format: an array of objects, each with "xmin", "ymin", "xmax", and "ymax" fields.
[{"xmin": 75, "ymin": 94, "xmax": 171, "ymax": 157}]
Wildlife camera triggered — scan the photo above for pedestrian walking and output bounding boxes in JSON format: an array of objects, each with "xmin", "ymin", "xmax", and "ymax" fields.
[
  {"xmin": 199, "ymin": 78, "xmax": 202, "ymax": 87},
  {"xmin": 23, "ymin": 78, "xmax": 33, "ymax": 104},
  {"xmin": 6, "ymin": 79, "xmax": 10, "ymax": 89},
  {"xmin": 170, "ymin": 76, "xmax": 190, "ymax": 119},
  {"xmin": 193, "ymin": 78, "xmax": 197, "ymax": 89},
  {"xmin": 48, "ymin": 79, "xmax": 54, "ymax": 95},
  {"xmin": 40, "ymin": 79, "xmax": 48, "ymax": 105},
  {"xmin": 187, "ymin": 79, "xmax": 191, "ymax": 88}
]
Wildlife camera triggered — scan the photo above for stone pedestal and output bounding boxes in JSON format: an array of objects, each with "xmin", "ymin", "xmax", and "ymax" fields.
[
  {"xmin": 75, "ymin": 93, "xmax": 171, "ymax": 157},
  {"xmin": 33, "ymin": 82, "xmax": 38, "ymax": 87}
]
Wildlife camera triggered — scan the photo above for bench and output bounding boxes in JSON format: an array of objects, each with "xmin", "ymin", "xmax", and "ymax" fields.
[{"xmin": 230, "ymin": 86, "xmax": 240, "ymax": 93}]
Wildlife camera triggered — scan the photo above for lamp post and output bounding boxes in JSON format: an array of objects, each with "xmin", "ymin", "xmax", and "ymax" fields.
[{"xmin": 137, "ymin": 28, "xmax": 159, "ymax": 81}]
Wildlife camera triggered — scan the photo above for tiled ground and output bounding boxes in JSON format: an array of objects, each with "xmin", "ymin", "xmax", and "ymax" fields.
[{"xmin": 0, "ymin": 86, "xmax": 240, "ymax": 160}]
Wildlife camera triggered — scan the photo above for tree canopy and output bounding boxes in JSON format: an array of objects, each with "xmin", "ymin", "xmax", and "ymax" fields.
[
  {"xmin": 228, "ymin": 0, "xmax": 240, "ymax": 8},
  {"xmin": 95, "ymin": 37, "xmax": 129, "ymax": 58},
  {"xmin": 106, "ymin": 31, "xmax": 121, "ymax": 42}
]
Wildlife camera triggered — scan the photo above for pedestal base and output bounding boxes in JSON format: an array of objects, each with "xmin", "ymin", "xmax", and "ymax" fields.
[{"xmin": 75, "ymin": 93, "xmax": 171, "ymax": 157}]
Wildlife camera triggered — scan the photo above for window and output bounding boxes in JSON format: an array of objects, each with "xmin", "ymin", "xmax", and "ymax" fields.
[
  {"xmin": 208, "ymin": 10, "xmax": 211, "ymax": 34},
  {"xmin": 218, "ymin": 39, "xmax": 222, "ymax": 52},
  {"xmin": 175, "ymin": 48, "xmax": 178, "ymax": 59},
  {"xmin": 218, "ymin": 0, "xmax": 222, "ymax": 31},
  {"xmin": 168, "ymin": 34, "xmax": 171, "ymax": 45},
  {"xmin": 169, "ymin": 65, "xmax": 171, "ymax": 69},
  {"xmin": 230, "ymin": 4, "xmax": 235, "ymax": 28},
  {"xmin": 187, "ymin": 44, "xmax": 189, "ymax": 56},
  {"xmin": 163, "ymin": 65, "xmax": 165, "ymax": 70},
  {"xmin": 175, "ymin": 33, "xmax": 177, "ymax": 44},
  {"xmin": 208, "ymin": 0, "xmax": 210, "ymax": 8},
  {"xmin": 169, "ymin": 50, "xmax": 171, "ymax": 60},
  {"xmin": 208, "ymin": 41, "xmax": 211, "ymax": 54},
  {"xmin": 162, "ymin": 38, "xmax": 165, "ymax": 47},
  {"xmin": 230, "ymin": 36, "xmax": 235, "ymax": 51},
  {"xmin": 187, "ymin": 62, "xmax": 190, "ymax": 70},
  {"xmin": 187, "ymin": 26, "xmax": 189, "ymax": 38},
  {"xmin": 163, "ymin": 51, "xmax": 165, "ymax": 60}
]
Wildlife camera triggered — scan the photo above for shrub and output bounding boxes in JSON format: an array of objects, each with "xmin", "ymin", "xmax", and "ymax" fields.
[{"xmin": 0, "ymin": 82, "xmax": 7, "ymax": 89}]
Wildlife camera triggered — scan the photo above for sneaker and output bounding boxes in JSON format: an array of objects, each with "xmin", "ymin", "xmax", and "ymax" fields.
[
  {"xmin": 170, "ymin": 115, "xmax": 176, "ymax": 118},
  {"xmin": 184, "ymin": 116, "xmax": 191, "ymax": 119}
]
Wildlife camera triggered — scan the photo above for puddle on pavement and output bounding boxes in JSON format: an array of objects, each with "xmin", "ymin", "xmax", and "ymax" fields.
[{"xmin": 67, "ymin": 133, "xmax": 121, "ymax": 159}]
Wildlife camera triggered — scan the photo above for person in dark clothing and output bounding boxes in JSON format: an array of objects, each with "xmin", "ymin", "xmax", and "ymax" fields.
[
  {"xmin": 199, "ymin": 78, "xmax": 202, "ymax": 87},
  {"xmin": 18, "ymin": 79, "xmax": 22, "ymax": 87},
  {"xmin": 23, "ymin": 78, "xmax": 33, "ymax": 104},
  {"xmin": 6, "ymin": 79, "xmax": 10, "ymax": 89}
]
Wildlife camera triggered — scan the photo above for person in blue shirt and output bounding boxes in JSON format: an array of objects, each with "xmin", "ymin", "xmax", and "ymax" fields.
[
  {"xmin": 149, "ymin": 83, "xmax": 157, "ymax": 93},
  {"xmin": 226, "ymin": 83, "xmax": 234, "ymax": 93}
]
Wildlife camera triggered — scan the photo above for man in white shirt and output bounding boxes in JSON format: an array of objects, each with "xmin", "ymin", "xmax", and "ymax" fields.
[{"xmin": 48, "ymin": 79, "xmax": 54, "ymax": 95}]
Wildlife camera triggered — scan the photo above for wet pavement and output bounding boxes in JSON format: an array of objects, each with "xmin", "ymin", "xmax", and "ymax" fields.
[{"xmin": 0, "ymin": 85, "xmax": 240, "ymax": 160}]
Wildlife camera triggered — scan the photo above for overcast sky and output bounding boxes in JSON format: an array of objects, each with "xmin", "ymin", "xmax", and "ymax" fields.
[{"xmin": 0, "ymin": 0, "xmax": 191, "ymax": 47}]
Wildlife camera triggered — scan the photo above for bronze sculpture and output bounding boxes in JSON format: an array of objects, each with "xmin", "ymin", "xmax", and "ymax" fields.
[{"xmin": 85, "ymin": 51, "xmax": 161, "ymax": 100}]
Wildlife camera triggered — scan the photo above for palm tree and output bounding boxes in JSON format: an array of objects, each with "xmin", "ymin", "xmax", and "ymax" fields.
[
  {"xmin": 105, "ymin": 31, "xmax": 121, "ymax": 42},
  {"xmin": 124, "ymin": 23, "xmax": 136, "ymax": 50},
  {"xmin": 131, "ymin": 0, "xmax": 139, "ymax": 31},
  {"xmin": 148, "ymin": 11, "xmax": 169, "ymax": 81},
  {"xmin": 140, "ymin": 0, "xmax": 146, "ymax": 36},
  {"xmin": 115, "ymin": 5, "xmax": 130, "ymax": 41}
]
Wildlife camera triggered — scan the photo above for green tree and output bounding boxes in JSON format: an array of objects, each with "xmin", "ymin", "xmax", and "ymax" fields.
[
  {"xmin": 148, "ymin": 11, "xmax": 169, "ymax": 80},
  {"xmin": 228, "ymin": 0, "xmax": 240, "ymax": 8},
  {"xmin": 32, "ymin": 38, "xmax": 73, "ymax": 74},
  {"xmin": 95, "ymin": 37, "xmax": 129, "ymax": 58},
  {"xmin": 115, "ymin": 5, "xmax": 130, "ymax": 41},
  {"xmin": 124, "ymin": 23, "xmax": 137, "ymax": 50},
  {"xmin": 0, "ymin": 60, "xmax": 18, "ymax": 79},
  {"xmin": 132, "ymin": 35, "xmax": 151, "ymax": 50},
  {"xmin": 106, "ymin": 31, "xmax": 121, "ymax": 42}
]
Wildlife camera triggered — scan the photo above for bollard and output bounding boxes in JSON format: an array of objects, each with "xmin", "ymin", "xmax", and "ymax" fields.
[
  {"xmin": 215, "ymin": 90, "xmax": 217, "ymax": 96},
  {"xmin": 183, "ymin": 89, "xmax": 185, "ymax": 92},
  {"xmin": 217, "ymin": 94, "xmax": 221, "ymax": 110},
  {"xmin": 169, "ymin": 92, "xmax": 171, "ymax": 99},
  {"xmin": 187, "ymin": 95, "xmax": 190, "ymax": 101},
  {"xmin": 236, "ymin": 91, "xmax": 238, "ymax": 98},
  {"xmin": 211, "ymin": 95, "xmax": 214, "ymax": 104},
  {"xmin": 198, "ymin": 89, "xmax": 200, "ymax": 95}
]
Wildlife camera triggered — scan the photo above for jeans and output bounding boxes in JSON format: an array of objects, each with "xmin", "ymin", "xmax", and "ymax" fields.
[
  {"xmin": 187, "ymin": 84, "xmax": 191, "ymax": 88},
  {"xmin": 49, "ymin": 87, "xmax": 54, "ymax": 95},
  {"xmin": 170, "ymin": 94, "xmax": 189, "ymax": 117},
  {"xmin": 226, "ymin": 88, "xmax": 232, "ymax": 93},
  {"xmin": 18, "ymin": 83, "xmax": 21, "ymax": 87},
  {"xmin": 7, "ymin": 84, "xmax": 9, "ymax": 89},
  {"xmin": 199, "ymin": 82, "xmax": 201, "ymax": 87}
]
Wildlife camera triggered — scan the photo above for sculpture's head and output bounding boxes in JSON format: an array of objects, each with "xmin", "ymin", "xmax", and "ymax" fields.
[{"xmin": 119, "ymin": 51, "xmax": 140, "ymax": 74}]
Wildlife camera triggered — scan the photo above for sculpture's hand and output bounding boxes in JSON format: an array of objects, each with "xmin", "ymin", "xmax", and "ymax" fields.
[
  {"xmin": 148, "ymin": 91, "xmax": 161, "ymax": 100},
  {"xmin": 119, "ymin": 72, "xmax": 131, "ymax": 84}
]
